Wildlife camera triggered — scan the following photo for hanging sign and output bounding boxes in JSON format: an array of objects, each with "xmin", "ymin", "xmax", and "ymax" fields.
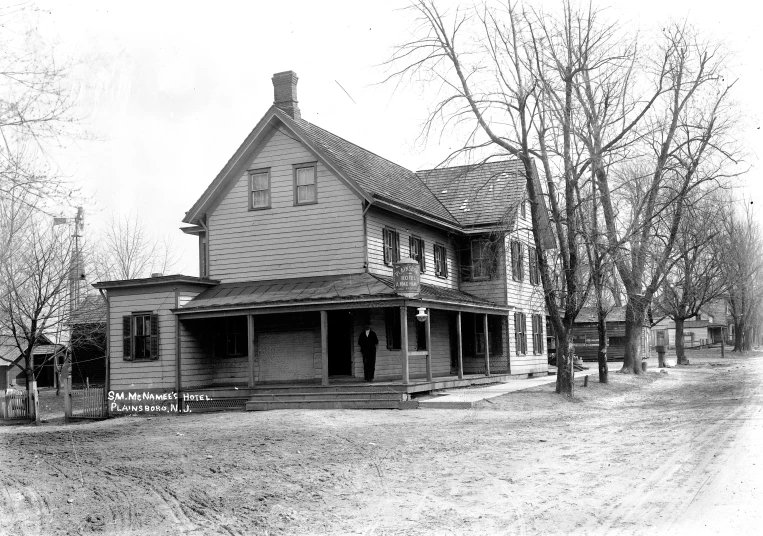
[{"xmin": 393, "ymin": 258, "xmax": 420, "ymax": 298}]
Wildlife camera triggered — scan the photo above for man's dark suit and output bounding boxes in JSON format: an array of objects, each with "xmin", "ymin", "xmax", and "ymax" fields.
[{"xmin": 358, "ymin": 329, "xmax": 379, "ymax": 382}]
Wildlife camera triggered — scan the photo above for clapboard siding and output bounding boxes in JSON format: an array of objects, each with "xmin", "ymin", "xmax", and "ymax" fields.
[
  {"xmin": 505, "ymin": 200, "xmax": 547, "ymax": 375},
  {"xmin": 352, "ymin": 307, "xmax": 452, "ymax": 380},
  {"xmin": 366, "ymin": 207, "xmax": 459, "ymax": 289},
  {"xmin": 178, "ymin": 318, "xmax": 249, "ymax": 388},
  {"xmin": 208, "ymin": 127, "xmax": 365, "ymax": 283},
  {"xmin": 109, "ymin": 290, "xmax": 176, "ymax": 391}
]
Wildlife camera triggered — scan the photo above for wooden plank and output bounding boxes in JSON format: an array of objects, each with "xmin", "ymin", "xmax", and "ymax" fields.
[
  {"xmin": 401, "ymin": 305, "xmax": 409, "ymax": 385},
  {"xmin": 321, "ymin": 310, "xmax": 329, "ymax": 386},
  {"xmin": 425, "ymin": 310, "xmax": 432, "ymax": 382},
  {"xmin": 483, "ymin": 314, "xmax": 491, "ymax": 376},
  {"xmin": 248, "ymin": 314, "xmax": 256, "ymax": 387},
  {"xmin": 457, "ymin": 311, "xmax": 464, "ymax": 380}
]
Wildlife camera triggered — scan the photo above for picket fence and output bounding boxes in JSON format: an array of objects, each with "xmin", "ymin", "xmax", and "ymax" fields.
[
  {"xmin": 0, "ymin": 385, "xmax": 38, "ymax": 422},
  {"xmin": 65, "ymin": 382, "xmax": 107, "ymax": 421}
]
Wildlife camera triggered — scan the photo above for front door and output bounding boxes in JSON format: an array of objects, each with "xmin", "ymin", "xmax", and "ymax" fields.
[{"xmin": 327, "ymin": 311, "xmax": 352, "ymax": 376}]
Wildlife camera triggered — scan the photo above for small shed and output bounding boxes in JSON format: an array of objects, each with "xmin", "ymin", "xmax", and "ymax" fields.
[{"xmin": 573, "ymin": 307, "xmax": 651, "ymax": 361}]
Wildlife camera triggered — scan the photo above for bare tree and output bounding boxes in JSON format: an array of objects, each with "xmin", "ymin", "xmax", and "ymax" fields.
[
  {"xmin": 0, "ymin": 193, "xmax": 74, "ymax": 405},
  {"xmin": 585, "ymin": 22, "xmax": 741, "ymax": 373},
  {"xmin": 720, "ymin": 201, "xmax": 763, "ymax": 352},
  {"xmin": 0, "ymin": 5, "xmax": 83, "ymax": 206},
  {"xmin": 655, "ymin": 195, "xmax": 728, "ymax": 365},
  {"xmin": 91, "ymin": 212, "xmax": 180, "ymax": 281}
]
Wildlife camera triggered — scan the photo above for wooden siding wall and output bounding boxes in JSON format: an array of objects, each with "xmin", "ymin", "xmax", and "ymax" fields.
[
  {"xmin": 506, "ymin": 200, "xmax": 547, "ymax": 375},
  {"xmin": 366, "ymin": 207, "xmax": 459, "ymax": 289},
  {"xmin": 109, "ymin": 288, "xmax": 178, "ymax": 391},
  {"xmin": 179, "ymin": 319, "xmax": 249, "ymax": 388},
  {"xmin": 352, "ymin": 308, "xmax": 452, "ymax": 380},
  {"xmin": 208, "ymin": 126, "xmax": 365, "ymax": 283},
  {"xmin": 459, "ymin": 241, "xmax": 508, "ymax": 305},
  {"xmin": 462, "ymin": 315, "xmax": 509, "ymax": 375}
]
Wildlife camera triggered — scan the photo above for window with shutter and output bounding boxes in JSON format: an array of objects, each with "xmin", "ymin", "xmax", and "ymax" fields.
[
  {"xmin": 471, "ymin": 239, "xmax": 497, "ymax": 280},
  {"xmin": 132, "ymin": 314, "xmax": 153, "ymax": 360},
  {"xmin": 532, "ymin": 314, "xmax": 544, "ymax": 354},
  {"xmin": 122, "ymin": 316, "xmax": 132, "ymax": 361},
  {"xmin": 511, "ymin": 241, "xmax": 524, "ymax": 282},
  {"xmin": 434, "ymin": 244, "xmax": 448, "ymax": 278},
  {"xmin": 514, "ymin": 312, "xmax": 527, "ymax": 354},
  {"xmin": 529, "ymin": 246, "xmax": 540, "ymax": 285},
  {"xmin": 383, "ymin": 228, "xmax": 400, "ymax": 265},
  {"xmin": 409, "ymin": 236, "xmax": 425, "ymax": 272}
]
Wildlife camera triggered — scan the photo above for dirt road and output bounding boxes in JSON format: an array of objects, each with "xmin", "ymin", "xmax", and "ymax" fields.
[{"xmin": 1, "ymin": 349, "xmax": 761, "ymax": 535}]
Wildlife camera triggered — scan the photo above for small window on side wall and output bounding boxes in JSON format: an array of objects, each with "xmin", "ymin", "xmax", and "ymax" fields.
[
  {"xmin": 294, "ymin": 163, "xmax": 317, "ymax": 205},
  {"xmin": 383, "ymin": 228, "xmax": 400, "ymax": 265},
  {"xmin": 249, "ymin": 169, "xmax": 271, "ymax": 210},
  {"xmin": 122, "ymin": 313, "xmax": 159, "ymax": 361},
  {"xmin": 434, "ymin": 244, "xmax": 448, "ymax": 278},
  {"xmin": 409, "ymin": 236, "xmax": 425, "ymax": 272}
]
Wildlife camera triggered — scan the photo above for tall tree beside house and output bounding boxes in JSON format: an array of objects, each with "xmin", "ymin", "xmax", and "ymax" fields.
[
  {"xmin": 719, "ymin": 202, "xmax": 763, "ymax": 352},
  {"xmin": 655, "ymin": 195, "xmax": 728, "ymax": 365},
  {"xmin": 91, "ymin": 212, "xmax": 181, "ymax": 282},
  {"xmin": 0, "ymin": 193, "xmax": 75, "ymax": 403},
  {"xmin": 386, "ymin": 1, "xmax": 686, "ymax": 392}
]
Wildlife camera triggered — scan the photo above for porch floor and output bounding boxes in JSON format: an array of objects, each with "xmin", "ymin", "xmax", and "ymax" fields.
[{"xmin": 182, "ymin": 372, "xmax": 549, "ymax": 412}]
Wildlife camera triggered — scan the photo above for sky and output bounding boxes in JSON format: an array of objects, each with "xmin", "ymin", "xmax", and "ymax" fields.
[{"xmin": 17, "ymin": 0, "xmax": 763, "ymax": 278}]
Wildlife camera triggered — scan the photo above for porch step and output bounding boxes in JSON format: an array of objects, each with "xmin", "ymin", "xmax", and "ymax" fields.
[{"xmin": 245, "ymin": 391, "xmax": 411, "ymax": 411}]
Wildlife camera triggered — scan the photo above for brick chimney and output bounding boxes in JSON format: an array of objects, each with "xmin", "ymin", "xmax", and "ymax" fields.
[{"xmin": 272, "ymin": 70, "xmax": 300, "ymax": 119}]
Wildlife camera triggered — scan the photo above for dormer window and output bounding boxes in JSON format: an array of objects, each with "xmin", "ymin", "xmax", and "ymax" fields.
[
  {"xmin": 294, "ymin": 163, "xmax": 317, "ymax": 205},
  {"xmin": 249, "ymin": 169, "xmax": 271, "ymax": 210}
]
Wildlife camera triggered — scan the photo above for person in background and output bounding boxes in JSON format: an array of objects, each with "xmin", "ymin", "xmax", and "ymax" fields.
[{"xmin": 358, "ymin": 324, "xmax": 379, "ymax": 382}]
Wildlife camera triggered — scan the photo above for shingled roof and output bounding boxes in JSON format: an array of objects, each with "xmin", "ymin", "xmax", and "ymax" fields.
[
  {"xmin": 417, "ymin": 160, "xmax": 526, "ymax": 228},
  {"xmin": 281, "ymin": 113, "xmax": 459, "ymax": 225}
]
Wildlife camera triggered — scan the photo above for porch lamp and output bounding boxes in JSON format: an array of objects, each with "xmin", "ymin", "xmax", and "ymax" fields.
[{"xmin": 416, "ymin": 307, "xmax": 428, "ymax": 322}]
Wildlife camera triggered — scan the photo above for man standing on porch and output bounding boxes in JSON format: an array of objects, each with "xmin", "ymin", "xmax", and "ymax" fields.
[{"xmin": 358, "ymin": 324, "xmax": 379, "ymax": 382}]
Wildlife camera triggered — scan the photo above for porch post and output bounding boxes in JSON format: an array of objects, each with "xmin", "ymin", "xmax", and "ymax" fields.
[
  {"xmin": 401, "ymin": 304, "xmax": 409, "ymax": 385},
  {"xmin": 425, "ymin": 309, "xmax": 432, "ymax": 382},
  {"xmin": 483, "ymin": 314, "xmax": 490, "ymax": 376},
  {"xmin": 247, "ymin": 314, "xmax": 256, "ymax": 387},
  {"xmin": 456, "ymin": 311, "xmax": 464, "ymax": 380},
  {"xmin": 321, "ymin": 310, "xmax": 329, "ymax": 386}
]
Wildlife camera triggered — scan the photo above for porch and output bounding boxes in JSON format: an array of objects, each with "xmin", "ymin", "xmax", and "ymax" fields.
[
  {"xmin": 182, "ymin": 372, "xmax": 519, "ymax": 412},
  {"xmin": 172, "ymin": 273, "xmax": 523, "ymax": 410}
]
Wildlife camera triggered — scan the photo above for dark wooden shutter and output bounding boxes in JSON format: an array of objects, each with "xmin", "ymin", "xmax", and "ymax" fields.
[
  {"xmin": 460, "ymin": 244, "xmax": 472, "ymax": 281},
  {"xmin": 150, "ymin": 313, "xmax": 160, "ymax": 360},
  {"xmin": 394, "ymin": 231, "xmax": 400, "ymax": 262},
  {"xmin": 123, "ymin": 315, "xmax": 133, "ymax": 361},
  {"xmin": 420, "ymin": 240, "xmax": 426, "ymax": 272},
  {"xmin": 383, "ymin": 229, "xmax": 389, "ymax": 264}
]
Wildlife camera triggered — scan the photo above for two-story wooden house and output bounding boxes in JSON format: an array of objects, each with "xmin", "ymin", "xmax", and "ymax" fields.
[{"xmin": 94, "ymin": 71, "xmax": 555, "ymax": 412}]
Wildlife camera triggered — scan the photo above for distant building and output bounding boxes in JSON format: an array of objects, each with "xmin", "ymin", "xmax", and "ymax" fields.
[{"xmin": 572, "ymin": 307, "xmax": 651, "ymax": 361}]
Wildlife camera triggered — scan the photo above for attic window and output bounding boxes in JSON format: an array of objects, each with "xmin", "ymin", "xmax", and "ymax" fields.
[
  {"xmin": 249, "ymin": 169, "xmax": 271, "ymax": 210},
  {"xmin": 294, "ymin": 163, "xmax": 317, "ymax": 205}
]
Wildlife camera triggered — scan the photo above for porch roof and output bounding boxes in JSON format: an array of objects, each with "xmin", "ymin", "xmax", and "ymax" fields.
[{"xmin": 173, "ymin": 273, "xmax": 510, "ymax": 316}]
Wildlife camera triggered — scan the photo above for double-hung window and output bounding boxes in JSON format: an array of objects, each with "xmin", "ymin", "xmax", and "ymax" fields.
[
  {"xmin": 409, "ymin": 236, "xmax": 425, "ymax": 272},
  {"xmin": 529, "ymin": 246, "xmax": 540, "ymax": 286},
  {"xmin": 511, "ymin": 240, "xmax": 524, "ymax": 282},
  {"xmin": 434, "ymin": 244, "xmax": 448, "ymax": 278},
  {"xmin": 383, "ymin": 228, "xmax": 400, "ymax": 265},
  {"xmin": 471, "ymin": 239, "xmax": 495, "ymax": 280},
  {"xmin": 123, "ymin": 313, "xmax": 159, "ymax": 361},
  {"xmin": 514, "ymin": 312, "xmax": 527, "ymax": 355},
  {"xmin": 294, "ymin": 163, "xmax": 317, "ymax": 205},
  {"xmin": 384, "ymin": 308, "xmax": 401, "ymax": 350},
  {"xmin": 532, "ymin": 314, "xmax": 544, "ymax": 354},
  {"xmin": 249, "ymin": 169, "xmax": 271, "ymax": 209}
]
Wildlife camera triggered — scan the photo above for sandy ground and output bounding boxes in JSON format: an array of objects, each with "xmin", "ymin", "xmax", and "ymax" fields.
[{"xmin": 1, "ymin": 347, "xmax": 761, "ymax": 535}]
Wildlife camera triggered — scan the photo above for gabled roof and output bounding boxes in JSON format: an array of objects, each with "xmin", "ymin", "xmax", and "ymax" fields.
[
  {"xmin": 69, "ymin": 295, "xmax": 107, "ymax": 325},
  {"xmin": 183, "ymin": 106, "xmax": 554, "ymax": 241}
]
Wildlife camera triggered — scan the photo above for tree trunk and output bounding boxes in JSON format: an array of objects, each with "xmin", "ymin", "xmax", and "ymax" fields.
[
  {"xmin": 621, "ymin": 296, "xmax": 647, "ymax": 374},
  {"xmin": 555, "ymin": 333, "xmax": 574, "ymax": 396},
  {"xmin": 733, "ymin": 320, "xmax": 744, "ymax": 352},
  {"xmin": 597, "ymin": 308, "xmax": 608, "ymax": 383},
  {"xmin": 743, "ymin": 327, "xmax": 753, "ymax": 351},
  {"xmin": 675, "ymin": 318, "xmax": 686, "ymax": 365}
]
